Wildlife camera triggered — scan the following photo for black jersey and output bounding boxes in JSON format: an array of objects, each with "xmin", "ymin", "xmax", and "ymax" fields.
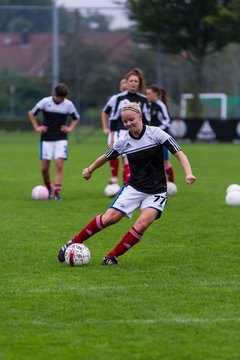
[
  {"xmin": 102, "ymin": 91, "xmax": 150, "ymax": 131},
  {"xmin": 31, "ymin": 96, "xmax": 80, "ymax": 141},
  {"xmin": 149, "ymin": 99, "xmax": 171, "ymax": 132},
  {"xmin": 105, "ymin": 125, "xmax": 181, "ymax": 194}
]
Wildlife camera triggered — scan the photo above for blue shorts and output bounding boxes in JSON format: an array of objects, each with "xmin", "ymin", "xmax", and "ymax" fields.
[{"xmin": 163, "ymin": 146, "xmax": 170, "ymax": 160}]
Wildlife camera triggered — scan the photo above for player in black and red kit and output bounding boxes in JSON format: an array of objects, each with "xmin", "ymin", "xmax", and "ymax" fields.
[
  {"xmin": 101, "ymin": 68, "xmax": 150, "ymax": 186},
  {"xmin": 58, "ymin": 102, "xmax": 196, "ymax": 265},
  {"xmin": 146, "ymin": 84, "xmax": 175, "ymax": 183},
  {"xmin": 28, "ymin": 83, "xmax": 80, "ymax": 200}
]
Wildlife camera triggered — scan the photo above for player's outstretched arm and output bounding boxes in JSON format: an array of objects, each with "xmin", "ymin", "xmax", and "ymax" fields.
[
  {"xmin": 82, "ymin": 154, "xmax": 109, "ymax": 180},
  {"xmin": 174, "ymin": 150, "xmax": 196, "ymax": 184}
]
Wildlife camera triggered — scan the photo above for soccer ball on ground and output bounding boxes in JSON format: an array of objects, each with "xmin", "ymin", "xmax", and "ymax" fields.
[
  {"xmin": 32, "ymin": 185, "xmax": 49, "ymax": 200},
  {"xmin": 65, "ymin": 243, "xmax": 91, "ymax": 266},
  {"xmin": 226, "ymin": 184, "xmax": 240, "ymax": 194},
  {"xmin": 225, "ymin": 190, "xmax": 240, "ymax": 206},
  {"xmin": 104, "ymin": 183, "xmax": 121, "ymax": 198},
  {"xmin": 167, "ymin": 182, "xmax": 177, "ymax": 196}
]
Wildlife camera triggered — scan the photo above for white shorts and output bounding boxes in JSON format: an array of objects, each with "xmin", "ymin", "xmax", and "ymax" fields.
[
  {"xmin": 110, "ymin": 185, "xmax": 167, "ymax": 219},
  {"xmin": 40, "ymin": 140, "xmax": 68, "ymax": 160}
]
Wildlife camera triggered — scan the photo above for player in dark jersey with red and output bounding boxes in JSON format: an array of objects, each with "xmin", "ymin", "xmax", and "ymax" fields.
[
  {"xmin": 58, "ymin": 102, "xmax": 196, "ymax": 265},
  {"xmin": 101, "ymin": 68, "xmax": 150, "ymax": 186},
  {"xmin": 146, "ymin": 84, "xmax": 175, "ymax": 183},
  {"xmin": 28, "ymin": 83, "xmax": 80, "ymax": 200}
]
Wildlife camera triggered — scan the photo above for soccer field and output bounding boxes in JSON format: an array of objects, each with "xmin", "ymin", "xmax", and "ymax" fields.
[{"xmin": 0, "ymin": 130, "xmax": 239, "ymax": 360}]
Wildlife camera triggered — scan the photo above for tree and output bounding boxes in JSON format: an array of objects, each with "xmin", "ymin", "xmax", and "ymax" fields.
[
  {"xmin": 126, "ymin": 0, "xmax": 240, "ymax": 116},
  {"xmin": 0, "ymin": 0, "xmax": 114, "ymax": 33},
  {"xmin": 0, "ymin": 70, "xmax": 49, "ymax": 117},
  {"xmin": 0, "ymin": 0, "xmax": 54, "ymax": 32}
]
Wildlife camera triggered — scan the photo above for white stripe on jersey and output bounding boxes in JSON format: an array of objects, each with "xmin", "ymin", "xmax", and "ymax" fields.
[
  {"xmin": 31, "ymin": 96, "xmax": 80, "ymax": 118},
  {"xmin": 112, "ymin": 125, "xmax": 171, "ymax": 155},
  {"xmin": 123, "ymin": 143, "xmax": 161, "ymax": 155},
  {"xmin": 166, "ymin": 136, "xmax": 181, "ymax": 152}
]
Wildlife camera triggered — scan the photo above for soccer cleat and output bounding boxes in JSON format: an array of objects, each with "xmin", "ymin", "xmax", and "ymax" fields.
[
  {"xmin": 102, "ymin": 256, "xmax": 118, "ymax": 265},
  {"xmin": 54, "ymin": 194, "xmax": 61, "ymax": 201},
  {"xmin": 48, "ymin": 186, "xmax": 54, "ymax": 199},
  {"xmin": 108, "ymin": 176, "xmax": 118, "ymax": 184},
  {"xmin": 58, "ymin": 239, "xmax": 72, "ymax": 262}
]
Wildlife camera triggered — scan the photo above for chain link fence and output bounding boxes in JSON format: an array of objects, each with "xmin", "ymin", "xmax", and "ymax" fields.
[{"xmin": 1, "ymin": 4, "xmax": 240, "ymax": 130}]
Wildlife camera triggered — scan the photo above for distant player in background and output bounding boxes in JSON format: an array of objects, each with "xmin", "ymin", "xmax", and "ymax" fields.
[
  {"xmin": 101, "ymin": 77, "xmax": 128, "ymax": 186},
  {"xmin": 28, "ymin": 83, "xmax": 80, "ymax": 200},
  {"xmin": 146, "ymin": 84, "xmax": 175, "ymax": 183},
  {"xmin": 58, "ymin": 102, "xmax": 196, "ymax": 265},
  {"xmin": 101, "ymin": 68, "xmax": 150, "ymax": 186},
  {"xmin": 119, "ymin": 78, "xmax": 128, "ymax": 92}
]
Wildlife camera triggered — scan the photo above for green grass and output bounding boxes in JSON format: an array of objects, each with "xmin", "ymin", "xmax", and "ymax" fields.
[{"xmin": 0, "ymin": 130, "xmax": 239, "ymax": 360}]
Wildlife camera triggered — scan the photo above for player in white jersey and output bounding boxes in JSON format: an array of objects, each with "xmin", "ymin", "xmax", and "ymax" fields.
[
  {"xmin": 28, "ymin": 83, "xmax": 80, "ymax": 200},
  {"xmin": 58, "ymin": 102, "xmax": 196, "ymax": 265}
]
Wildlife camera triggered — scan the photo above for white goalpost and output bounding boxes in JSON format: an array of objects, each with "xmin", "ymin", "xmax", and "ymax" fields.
[{"xmin": 180, "ymin": 93, "xmax": 228, "ymax": 120}]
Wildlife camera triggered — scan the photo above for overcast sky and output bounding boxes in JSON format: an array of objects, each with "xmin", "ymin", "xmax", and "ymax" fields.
[{"xmin": 55, "ymin": 0, "xmax": 130, "ymax": 29}]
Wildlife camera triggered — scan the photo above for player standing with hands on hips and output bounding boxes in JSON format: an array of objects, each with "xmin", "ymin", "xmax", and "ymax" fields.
[
  {"xmin": 28, "ymin": 83, "xmax": 80, "ymax": 200},
  {"xmin": 58, "ymin": 102, "xmax": 196, "ymax": 265}
]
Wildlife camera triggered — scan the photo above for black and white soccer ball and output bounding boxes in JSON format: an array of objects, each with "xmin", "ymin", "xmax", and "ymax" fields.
[
  {"xmin": 225, "ymin": 184, "xmax": 240, "ymax": 206},
  {"xmin": 225, "ymin": 191, "xmax": 240, "ymax": 206},
  {"xmin": 226, "ymin": 184, "xmax": 240, "ymax": 194},
  {"xmin": 64, "ymin": 244, "xmax": 91, "ymax": 266},
  {"xmin": 32, "ymin": 185, "xmax": 49, "ymax": 200}
]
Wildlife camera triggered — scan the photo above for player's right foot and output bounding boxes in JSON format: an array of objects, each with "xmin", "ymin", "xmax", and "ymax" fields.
[
  {"xmin": 108, "ymin": 176, "xmax": 118, "ymax": 184},
  {"xmin": 102, "ymin": 256, "xmax": 118, "ymax": 265},
  {"xmin": 58, "ymin": 239, "xmax": 72, "ymax": 262}
]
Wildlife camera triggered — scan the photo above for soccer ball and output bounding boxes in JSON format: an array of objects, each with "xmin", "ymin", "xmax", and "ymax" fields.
[
  {"xmin": 225, "ymin": 191, "xmax": 240, "ymax": 206},
  {"xmin": 32, "ymin": 185, "xmax": 49, "ymax": 200},
  {"xmin": 226, "ymin": 184, "xmax": 240, "ymax": 194},
  {"xmin": 167, "ymin": 182, "xmax": 177, "ymax": 196},
  {"xmin": 104, "ymin": 183, "xmax": 121, "ymax": 198},
  {"xmin": 65, "ymin": 243, "xmax": 91, "ymax": 266}
]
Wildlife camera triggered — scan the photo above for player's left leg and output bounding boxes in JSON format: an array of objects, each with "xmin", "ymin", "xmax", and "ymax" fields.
[
  {"xmin": 53, "ymin": 140, "xmax": 68, "ymax": 200},
  {"xmin": 54, "ymin": 158, "xmax": 64, "ymax": 200},
  {"xmin": 122, "ymin": 156, "xmax": 131, "ymax": 185},
  {"xmin": 103, "ymin": 190, "xmax": 167, "ymax": 265},
  {"xmin": 108, "ymin": 131, "xmax": 119, "ymax": 184},
  {"xmin": 164, "ymin": 146, "xmax": 175, "ymax": 183},
  {"xmin": 165, "ymin": 160, "xmax": 175, "ymax": 183},
  {"xmin": 40, "ymin": 141, "xmax": 54, "ymax": 198},
  {"xmin": 41, "ymin": 159, "xmax": 52, "ymax": 196},
  {"xmin": 103, "ymin": 208, "xmax": 158, "ymax": 265}
]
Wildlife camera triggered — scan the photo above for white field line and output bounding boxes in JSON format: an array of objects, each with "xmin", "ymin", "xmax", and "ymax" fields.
[
  {"xmin": 79, "ymin": 318, "xmax": 240, "ymax": 324},
  {"xmin": 5, "ymin": 281, "xmax": 240, "ymax": 294},
  {"xmin": 28, "ymin": 318, "xmax": 240, "ymax": 326}
]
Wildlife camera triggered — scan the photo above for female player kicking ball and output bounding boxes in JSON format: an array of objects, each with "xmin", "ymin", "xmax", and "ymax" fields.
[{"xmin": 58, "ymin": 102, "xmax": 196, "ymax": 265}]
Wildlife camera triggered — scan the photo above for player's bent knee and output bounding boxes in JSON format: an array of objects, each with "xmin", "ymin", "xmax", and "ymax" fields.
[
  {"xmin": 134, "ymin": 219, "xmax": 151, "ymax": 233},
  {"xmin": 102, "ymin": 210, "xmax": 123, "ymax": 227}
]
